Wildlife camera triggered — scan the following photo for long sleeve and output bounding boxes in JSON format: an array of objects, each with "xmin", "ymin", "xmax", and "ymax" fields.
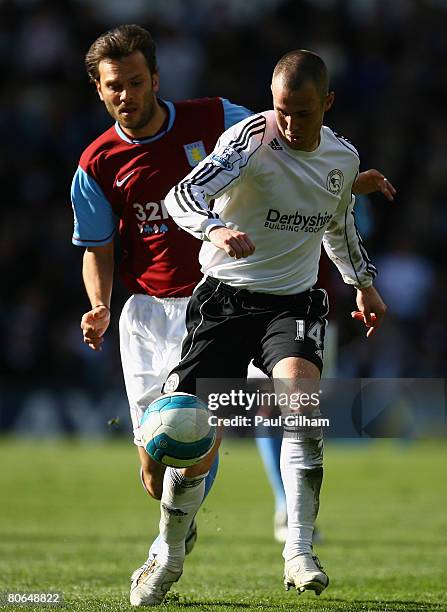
[
  {"xmin": 164, "ymin": 114, "xmax": 266, "ymax": 240},
  {"xmin": 323, "ymin": 191, "xmax": 377, "ymax": 288}
]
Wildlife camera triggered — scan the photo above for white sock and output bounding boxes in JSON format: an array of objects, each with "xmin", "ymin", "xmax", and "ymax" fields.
[
  {"xmin": 157, "ymin": 468, "xmax": 207, "ymax": 571},
  {"xmin": 280, "ymin": 435, "xmax": 323, "ymax": 561}
]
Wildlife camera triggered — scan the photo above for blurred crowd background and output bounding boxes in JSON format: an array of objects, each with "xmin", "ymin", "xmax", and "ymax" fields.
[{"xmin": 0, "ymin": 0, "xmax": 445, "ymax": 435}]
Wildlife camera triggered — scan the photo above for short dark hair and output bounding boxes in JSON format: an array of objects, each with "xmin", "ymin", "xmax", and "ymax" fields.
[
  {"xmin": 272, "ymin": 50, "xmax": 329, "ymax": 99},
  {"xmin": 85, "ymin": 24, "xmax": 158, "ymax": 83}
]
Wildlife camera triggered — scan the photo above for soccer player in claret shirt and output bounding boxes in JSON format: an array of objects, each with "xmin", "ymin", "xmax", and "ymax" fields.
[
  {"xmin": 71, "ymin": 24, "xmax": 251, "ymax": 605},
  {"xmin": 71, "ymin": 25, "xmax": 395, "ymax": 605},
  {"xmin": 164, "ymin": 50, "xmax": 388, "ymax": 597}
]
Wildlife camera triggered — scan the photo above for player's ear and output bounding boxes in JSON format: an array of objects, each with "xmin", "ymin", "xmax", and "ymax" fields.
[
  {"xmin": 323, "ymin": 91, "xmax": 335, "ymax": 112},
  {"xmin": 151, "ymin": 72, "xmax": 160, "ymax": 93},
  {"xmin": 95, "ymin": 80, "xmax": 104, "ymax": 102}
]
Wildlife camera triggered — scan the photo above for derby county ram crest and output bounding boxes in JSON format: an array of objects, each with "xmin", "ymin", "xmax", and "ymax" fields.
[{"xmin": 326, "ymin": 169, "xmax": 344, "ymax": 195}]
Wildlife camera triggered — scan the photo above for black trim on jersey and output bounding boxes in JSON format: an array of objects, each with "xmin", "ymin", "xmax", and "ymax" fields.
[
  {"xmin": 188, "ymin": 161, "xmax": 218, "ymax": 185},
  {"xmin": 229, "ymin": 115, "xmax": 266, "ymax": 153},
  {"xmin": 173, "ymin": 188, "xmax": 189, "ymax": 213},
  {"xmin": 186, "ymin": 183, "xmax": 215, "ymax": 218},
  {"xmin": 187, "ymin": 115, "xmax": 266, "ymax": 188},
  {"xmin": 189, "ymin": 163, "xmax": 224, "ymax": 189},
  {"xmin": 173, "ymin": 182, "xmax": 216, "ymax": 218},
  {"xmin": 333, "ymin": 130, "xmax": 354, "ymax": 145},
  {"xmin": 334, "ymin": 132, "xmax": 360, "ymax": 160},
  {"xmin": 199, "ymin": 116, "xmax": 266, "ymax": 196},
  {"xmin": 340, "ymin": 176, "xmax": 376, "ymax": 283},
  {"xmin": 354, "ymin": 219, "xmax": 377, "ymax": 275},
  {"xmin": 205, "ymin": 125, "xmax": 265, "ymax": 198},
  {"xmin": 174, "ymin": 116, "xmax": 266, "ymax": 218},
  {"xmin": 194, "ymin": 115, "xmax": 266, "ymax": 186},
  {"xmin": 344, "ymin": 198, "xmax": 362, "ymax": 285},
  {"xmin": 343, "ymin": 201, "xmax": 377, "ymax": 283},
  {"xmin": 350, "ymin": 194, "xmax": 377, "ymax": 275}
]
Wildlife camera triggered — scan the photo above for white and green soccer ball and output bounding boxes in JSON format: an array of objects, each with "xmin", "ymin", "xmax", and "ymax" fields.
[{"xmin": 140, "ymin": 392, "xmax": 216, "ymax": 468}]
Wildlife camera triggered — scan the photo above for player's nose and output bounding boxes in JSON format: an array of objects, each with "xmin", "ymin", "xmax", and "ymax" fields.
[
  {"xmin": 286, "ymin": 116, "xmax": 299, "ymax": 132},
  {"xmin": 120, "ymin": 88, "xmax": 133, "ymax": 103}
]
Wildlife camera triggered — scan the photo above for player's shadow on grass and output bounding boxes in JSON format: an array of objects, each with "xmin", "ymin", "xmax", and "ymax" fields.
[
  {"xmin": 0, "ymin": 533, "xmax": 140, "ymax": 544},
  {"xmin": 328, "ymin": 598, "xmax": 444, "ymax": 611},
  {"xmin": 174, "ymin": 604, "xmax": 251, "ymax": 609},
  {"xmin": 325, "ymin": 538, "xmax": 446, "ymax": 548},
  {"xmin": 172, "ymin": 600, "xmax": 444, "ymax": 611}
]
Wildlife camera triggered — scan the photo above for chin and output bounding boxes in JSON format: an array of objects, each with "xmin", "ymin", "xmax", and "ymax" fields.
[
  {"xmin": 287, "ymin": 140, "xmax": 304, "ymax": 150},
  {"xmin": 121, "ymin": 117, "xmax": 140, "ymax": 128}
]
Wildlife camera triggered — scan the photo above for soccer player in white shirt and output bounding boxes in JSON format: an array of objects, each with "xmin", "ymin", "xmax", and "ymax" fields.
[{"xmin": 163, "ymin": 49, "xmax": 387, "ymax": 597}]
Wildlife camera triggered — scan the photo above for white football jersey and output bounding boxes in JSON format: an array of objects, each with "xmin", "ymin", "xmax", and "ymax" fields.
[{"xmin": 165, "ymin": 112, "xmax": 376, "ymax": 294}]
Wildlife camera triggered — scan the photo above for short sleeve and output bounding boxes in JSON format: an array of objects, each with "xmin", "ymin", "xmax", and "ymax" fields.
[{"xmin": 71, "ymin": 166, "xmax": 117, "ymax": 247}]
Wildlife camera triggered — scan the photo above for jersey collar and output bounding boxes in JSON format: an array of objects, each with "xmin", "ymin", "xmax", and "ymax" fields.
[
  {"xmin": 275, "ymin": 124, "xmax": 326, "ymax": 158},
  {"xmin": 114, "ymin": 99, "xmax": 176, "ymax": 145}
]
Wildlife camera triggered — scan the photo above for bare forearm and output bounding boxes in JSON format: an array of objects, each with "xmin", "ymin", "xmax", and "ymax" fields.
[
  {"xmin": 353, "ymin": 169, "xmax": 396, "ymax": 201},
  {"xmin": 82, "ymin": 243, "xmax": 114, "ymax": 308}
]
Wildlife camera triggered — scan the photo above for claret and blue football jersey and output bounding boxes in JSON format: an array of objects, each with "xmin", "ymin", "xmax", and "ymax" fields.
[{"xmin": 71, "ymin": 97, "xmax": 251, "ymax": 297}]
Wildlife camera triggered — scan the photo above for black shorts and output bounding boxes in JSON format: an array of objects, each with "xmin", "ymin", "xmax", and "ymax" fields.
[{"xmin": 164, "ymin": 277, "xmax": 329, "ymax": 395}]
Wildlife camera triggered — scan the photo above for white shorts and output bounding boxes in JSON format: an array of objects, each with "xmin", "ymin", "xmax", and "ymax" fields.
[{"xmin": 119, "ymin": 294, "xmax": 189, "ymax": 446}]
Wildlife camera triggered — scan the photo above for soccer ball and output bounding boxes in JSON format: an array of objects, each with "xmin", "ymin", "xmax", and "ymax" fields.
[{"xmin": 140, "ymin": 392, "xmax": 216, "ymax": 468}]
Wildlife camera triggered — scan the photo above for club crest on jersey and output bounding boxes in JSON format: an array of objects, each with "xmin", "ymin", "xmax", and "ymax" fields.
[
  {"xmin": 210, "ymin": 146, "xmax": 241, "ymax": 171},
  {"xmin": 326, "ymin": 169, "xmax": 344, "ymax": 195},
  {"xmin": 184, "ymin": 141, "xmax": 207, "ymax": 167},
  {"xmin": 164, "ymin": 373, "xmax": 179, "ymax": 393}
]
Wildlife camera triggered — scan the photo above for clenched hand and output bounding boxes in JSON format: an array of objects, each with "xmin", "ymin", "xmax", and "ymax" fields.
[
  {"xmin": 80, "ymin": 305, "xmax": 111, "ymax": 351},
  {"xmin": 209, "ymin": 227, "xmax": 255, "ymax": 259}
]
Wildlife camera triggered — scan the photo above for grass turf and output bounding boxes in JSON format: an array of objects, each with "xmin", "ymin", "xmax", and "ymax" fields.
[{"xmin": 0, "ymin": 438, "xmax": 446, "ymax": 611}]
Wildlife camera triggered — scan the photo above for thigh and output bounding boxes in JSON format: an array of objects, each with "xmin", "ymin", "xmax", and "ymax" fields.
[
  {"xmin": 259, "ymin": 288, "xmax": 329, "ymax": 376},
  {"xmin": 120, "ymin": 295, "xmax": 186, "ymax": 445}
]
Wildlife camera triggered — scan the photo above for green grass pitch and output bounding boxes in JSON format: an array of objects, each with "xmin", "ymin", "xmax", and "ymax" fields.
[{"xmin": 0, "ymin": 438, "xmax": 446, "ymax": 611}]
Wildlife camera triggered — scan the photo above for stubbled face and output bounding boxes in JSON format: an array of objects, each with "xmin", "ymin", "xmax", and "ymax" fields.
[
  {"xmin": 271, "ymin": 76, "xmax": 334, "ymax": 151},
  {"xmin": 96, "ymin": 50, "xmax": 159, "ymax": 138}
]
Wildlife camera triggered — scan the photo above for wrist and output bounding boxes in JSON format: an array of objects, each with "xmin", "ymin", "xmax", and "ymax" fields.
[
  {"xmin": 355, "ymin": 282, "xmax": 374, "ymax": 291},
  {"xmin": 92, "ymin": 303, "xmax": 110, "ymax": 311},
  {"xmin": 204, "ymin": 220, "xmax": 226, "ymax": 240}
]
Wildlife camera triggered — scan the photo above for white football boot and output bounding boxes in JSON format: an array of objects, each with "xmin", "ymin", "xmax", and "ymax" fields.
[
  {"xmin": 130, "ymin": 558, "xmax": 182, "ymax": 606},
  {"xmin": 129, "ymin": 520, "xmax": 196, "ymax": 606},
  {"xmin": 284, "ymin": 552, "xmax": 329, "ymax": 595}
]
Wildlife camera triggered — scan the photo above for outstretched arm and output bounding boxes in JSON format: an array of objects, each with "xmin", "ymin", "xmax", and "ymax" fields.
[
  {"xmin": 353, "ymin": 169, "xmax": 396, "ymax": 202},
  {"xmin": 323, "ymin": 170, "xmax": 388, "ymax": 336},
  {"xmin": 81, "ymin": 242, "xmax": 114, "ymax": 351}
]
